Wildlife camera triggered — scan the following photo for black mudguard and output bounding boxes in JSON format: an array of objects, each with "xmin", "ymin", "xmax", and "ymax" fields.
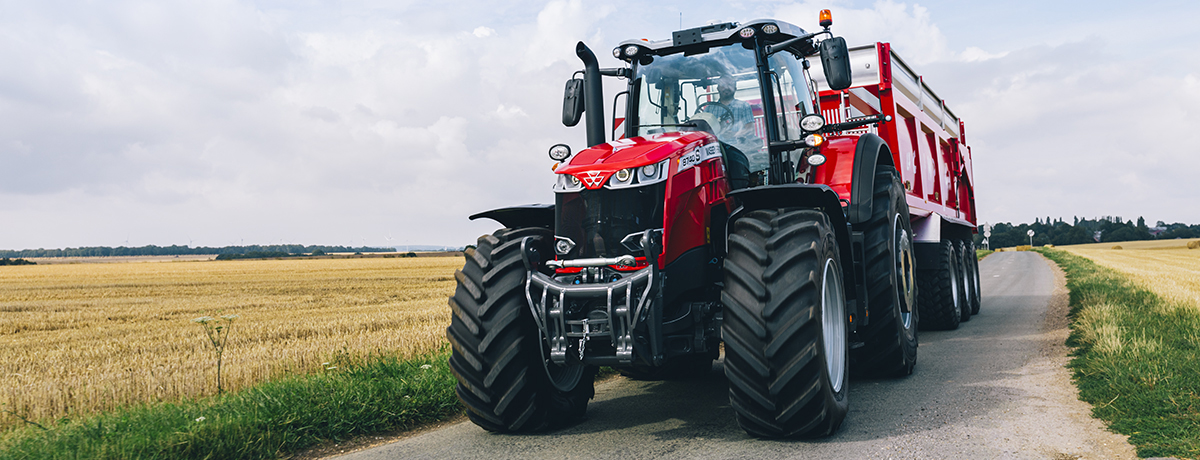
[{"xmin": 469, "ymin": 204, "xmax": 555, "ymax": 229}]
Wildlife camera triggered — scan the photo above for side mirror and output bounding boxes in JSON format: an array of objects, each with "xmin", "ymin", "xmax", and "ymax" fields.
[
  {"xmin": 562, "ymin": 78, "xmax": 585, "ymax": 127},
  {"xmin": 820, "ymin": 37, "xmax": 852, "ymax": 91}
]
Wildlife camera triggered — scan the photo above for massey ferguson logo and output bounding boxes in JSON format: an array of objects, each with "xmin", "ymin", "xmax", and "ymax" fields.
[{"xmin": 580, "ymin": 171, "xmax": 606, "ymax": 188}]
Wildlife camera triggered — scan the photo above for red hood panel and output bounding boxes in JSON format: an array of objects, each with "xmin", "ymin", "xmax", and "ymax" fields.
[{"xmin": 558, "ymin": 132, "xmax": 714, "ymax": 175}]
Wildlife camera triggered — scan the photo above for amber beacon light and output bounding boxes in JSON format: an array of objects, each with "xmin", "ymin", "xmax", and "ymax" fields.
[{"xmin": 819, "ymin": 9, "xmax": 833, "ymax": 28}]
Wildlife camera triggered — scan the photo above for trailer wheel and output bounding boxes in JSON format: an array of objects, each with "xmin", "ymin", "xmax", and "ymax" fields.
[
  {"xmin": 916, "ymin": 240, "xmax": 962, "ymax": 330},
  {"xmin": 967, "ymin": 242, "xmax": 982, "ymax": 315},
  {"xmin": 722, "ymin": 209, "xmax": 849, "ymax": 438},
  {"xmin": 851, "ymin": 164, "xmax": 918, "ymax": 377},
  {"xmin": 447, "ymin": 227, "xmax": 597, "ymax": 432},
  {"xmin": 957, "ymin": 241, "xmax": 973, "ymax": 323}
]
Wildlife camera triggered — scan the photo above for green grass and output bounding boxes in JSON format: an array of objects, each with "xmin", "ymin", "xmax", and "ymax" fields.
[
  {"xmin": 1037, "ymin": 248, "xmax": 1200, "ymax": 459},
  {"xmin": 975, "ymin": 248, "xmax": 993, "ymax": 260},
  {"xmin": 0, "ymin": 348, "xmax": 460, "ymax": 460}
]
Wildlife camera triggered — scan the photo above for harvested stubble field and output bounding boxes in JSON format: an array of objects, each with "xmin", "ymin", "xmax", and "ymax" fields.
[
  {"xmin": 0, "ymin": 257, "xmax": 460, "ymax": 431},
  {"xmin": 1062, "ymin": 238, "xmax": 1200, "ymax": 309}
]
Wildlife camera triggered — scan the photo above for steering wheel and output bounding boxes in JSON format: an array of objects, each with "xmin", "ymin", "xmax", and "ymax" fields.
[{"xmin": 695, "ymin": 101, "xmax": 735, "ymax": 129}]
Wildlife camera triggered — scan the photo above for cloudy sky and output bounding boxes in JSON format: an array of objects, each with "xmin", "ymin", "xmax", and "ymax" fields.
[{"xmin": 2, "ymin": 0, "xmax": 1198, "ymax": 250}]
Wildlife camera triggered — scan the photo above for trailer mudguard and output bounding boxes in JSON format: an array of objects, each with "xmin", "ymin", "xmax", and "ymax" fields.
[
  {"xmin": 847, "ymin": 133, "xmax": 895, "ymax": 225},
  {"xmin": 726, "ymin": 184, "xmax": 858, "ymax": 302},
  {"xmin": 469, "ymin": 204, "xmax": 555, "ymax": 229}
]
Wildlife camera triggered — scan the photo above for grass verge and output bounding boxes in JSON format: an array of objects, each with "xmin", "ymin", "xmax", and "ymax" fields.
[
  {"xmin": 975, "ymin": 248, "xmax": 993, "ymax": 260},
  {"xmin": 0, "ymin": 348, "xmax": 459, "ymax": 460},
  {"xmin": 1037, "ymin": 248, "xmax": 1200, "ymax": 459}
]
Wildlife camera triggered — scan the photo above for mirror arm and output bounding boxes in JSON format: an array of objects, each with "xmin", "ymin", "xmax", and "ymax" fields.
[
  {"xmin": 765, "ymin": 32, "xmax": 817, "ymax": 57},
  {"xmin": 599, "ymin": 67, "xmax": 632, "ymax": 78}
]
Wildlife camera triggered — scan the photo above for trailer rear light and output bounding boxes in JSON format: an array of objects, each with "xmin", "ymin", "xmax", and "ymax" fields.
[
  {"xmin": 761, "ymin": 23, "xmax": 779, "ymax": 35},
  {"xmin": 801, "ymin": 114, "xmax": 825, "ymax": 131},
  {"xmin": 820, "ymin": 9, "xmax": 833, "ymax": 28},
  {"xmin": 804, "ymin": 133, "xmax": 825, "ymax": 147},
  {"xmin": 807, "ymin": 153, "xmax": 827, "ymax": 166},
  {"xmin": 738, "ymin": 27, "xmax": 755, "ymax": 39}
]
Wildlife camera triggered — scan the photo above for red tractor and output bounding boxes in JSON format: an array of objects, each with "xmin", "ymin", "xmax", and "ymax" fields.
[{"xmin": 448, "ymin": 10, "xmax": 979, "ymax": 438}]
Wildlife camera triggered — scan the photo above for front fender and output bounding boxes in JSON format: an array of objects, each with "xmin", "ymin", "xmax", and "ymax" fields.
[{"xmin": 469, "ymin": 204, "xmax": 555, "ymax": 229}]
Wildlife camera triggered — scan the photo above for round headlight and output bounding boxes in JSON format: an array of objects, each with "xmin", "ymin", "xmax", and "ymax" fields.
[
  {"xmin": 612, "ymin": 48, "xmax": 622, "ymax": 59},
  {"xmin": 801, "ymin": 114, "xmax": 825, "ymax": 132},
  {"xmin": 806, "ymin": 153, "xmax": 827, "ymax": 166},
  {"xmin": 548, "ymin": 143, "xmax": 572, "ymax": 161},
  {"xmin": 615, "ymin": 168, "xmax": 632, "ymax": 182},
  {"xmin": 570, "ymin": 175, "xmax": 580, "ymax": 186},
  {"xmin": 761, "ymin": 24, "xmax": 779, "ymax": 34},
  {"xmin": 641, "ymin": 163, "xmax": 657, "ymax": 177},
  {"xmin": 804, "ymin": 133, "xmax": 825, "ymax": 147},
  {"xmin": 624, "ymin": 45, "xmax": 639, "ymax": 57},
  {"xmin": 738, "ymin": 27, "xmax": 755, "ymax": 39}
]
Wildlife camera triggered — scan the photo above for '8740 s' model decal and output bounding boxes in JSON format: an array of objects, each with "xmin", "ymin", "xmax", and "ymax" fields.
[{"xmin": 676, "ymin": 142, "xmax": 721, "ymax": 173}]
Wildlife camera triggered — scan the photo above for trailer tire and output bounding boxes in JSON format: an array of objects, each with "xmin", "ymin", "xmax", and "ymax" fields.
[
  {"xmin": 722, "ymin": 209, "xmax": 849, "ymax": 438},
  {"xmin": 851, "ymin": 165, "xmax": 919, "ymax": 377},
  {"xmin": 447, "ymin": 227, "xmax": 597, "ymax": 432},
  {"xmin": 968, "ymin": 242, "xmax": 981, "ymax": 315},
  {"xmin": 957, "ymin": 241, "xmax": 973, "ymax": 323},
  {"xmin": 916, "ymin": 240, "xmax": 962, "ymax": 330}
]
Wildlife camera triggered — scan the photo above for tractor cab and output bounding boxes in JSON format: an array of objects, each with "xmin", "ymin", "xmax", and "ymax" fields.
[{"xmin": 619, "ymin": 20, "xmax": 824, "ymax": 187}]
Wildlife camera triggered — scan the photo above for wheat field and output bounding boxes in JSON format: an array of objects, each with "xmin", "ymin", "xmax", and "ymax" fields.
[
  {"xmin": 1062, "ymin": 239, "xmax": 1200, "ymax": 309},
  {"xmin": 0, "ymin": 256, "xmax": 461, "ymax": 431}
]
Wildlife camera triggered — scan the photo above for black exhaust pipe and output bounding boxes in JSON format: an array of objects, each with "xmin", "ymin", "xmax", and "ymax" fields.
[{"xmin": 575, "ymin": 42, "xmax": 605, "ymax": 147}]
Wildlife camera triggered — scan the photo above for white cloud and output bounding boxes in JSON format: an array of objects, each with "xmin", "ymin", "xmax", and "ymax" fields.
[{"xmin": 473, "ymin": 26, "xmax": 494, "ymax": 38}]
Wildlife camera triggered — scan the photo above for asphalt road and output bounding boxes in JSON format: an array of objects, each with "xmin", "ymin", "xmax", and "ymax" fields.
[{"xmin": 336, "ymin": 251, "xmax": 1136, "ymax": 459}]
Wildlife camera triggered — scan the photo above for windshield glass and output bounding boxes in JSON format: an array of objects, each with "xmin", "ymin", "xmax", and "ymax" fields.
[{"xmin": 633, "ymin": 45, "xmax": 767, "ymax": 172}]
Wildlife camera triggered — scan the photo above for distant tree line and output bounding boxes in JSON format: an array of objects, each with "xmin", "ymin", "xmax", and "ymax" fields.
[
  {"xmin": 977, "ymin": 216, "xmax": 1200, "ymax": 248},
  {"xmin": 0, "ymin": 244, "xmax": 396, "ymax": 259},
  {"xmin": 0, "ymin": 257, "xmax": 35, "ymax": 265}
]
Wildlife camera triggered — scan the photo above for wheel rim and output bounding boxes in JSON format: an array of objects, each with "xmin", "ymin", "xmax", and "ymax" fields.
[
  {"xmin": 893, "ymin": 215, "xmax": 916, "ymax": 329},
  {"xmin": 821, "ymin": 258, "xmax": 847, "ymax": 393}
]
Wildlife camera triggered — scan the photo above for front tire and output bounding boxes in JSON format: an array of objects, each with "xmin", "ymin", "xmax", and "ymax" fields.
[
  {"xmin": 722, "ymin": 209, "xmax": 849, "ymax": 438},
  {"xmin": 447, "ymin": 228, "xmax": 597, "ymax": 432},
  {"xmin": 917, "ymin": 240, "xmax": 962, "ymax": 330},
  {"xmin": 851, "ymin": 164, "xmax": 919, "ymax": 377}
]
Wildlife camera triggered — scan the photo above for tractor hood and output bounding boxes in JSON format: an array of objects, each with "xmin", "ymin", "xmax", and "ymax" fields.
[{"xmin": 556, "ymin": 131, "xmax": 715, "ymax": 190}]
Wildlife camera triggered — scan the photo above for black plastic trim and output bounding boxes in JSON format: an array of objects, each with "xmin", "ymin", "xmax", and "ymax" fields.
[{"xmin": 469, "ymin": 204, "xmax": 555, "ymax": 229}]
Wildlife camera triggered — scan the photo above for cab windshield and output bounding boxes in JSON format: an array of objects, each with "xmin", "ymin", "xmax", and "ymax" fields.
[{"xmin": 634, "ymin": 46, "xmax": 765, "ymax": 169}]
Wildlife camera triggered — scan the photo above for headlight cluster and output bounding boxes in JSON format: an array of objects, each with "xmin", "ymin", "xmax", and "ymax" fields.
[
  {"xmin": 739, "ymin": 23, "xmax": 781, "ymax": 40},
  {"xmin": 801, "ymin": 114, "xmax": 825, "ymax": 132},
  {"xmin": 607, "ymin": 159, "xmax": 670, "ymax": 190},
  {"xmin": 554, "ymin": 172, "xmax": 584, "ymax": 192}
]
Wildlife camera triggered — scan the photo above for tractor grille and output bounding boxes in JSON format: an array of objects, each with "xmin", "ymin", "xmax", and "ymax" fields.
[{"xmin": 555, "ymin": 183, "xmax": 665, "ymax": 259}]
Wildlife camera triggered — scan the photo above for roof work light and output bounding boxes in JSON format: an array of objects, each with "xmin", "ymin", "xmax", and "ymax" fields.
[{"xmin": 819, "ymin": 9, "xmax": 833, "ymax": 28}]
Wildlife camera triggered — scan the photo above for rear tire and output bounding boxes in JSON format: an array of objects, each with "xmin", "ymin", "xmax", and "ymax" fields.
[
  {"xmin": 851, "ymin": 165, "xmax": 919, "ymax": 377},
  {"xmin": 957, "ymin": 241, "xmax": 973, "ymax": 323},
  {"xmin": 722, "ymin": 209, "xmax": 849, "ymax": 438},
  {"xmin": 447, "ymin": 228, "xmax": 597, "ymax": 432},
  {"xmin": 967, "ymin": 242, "xmax": 981, "ymax": 315},
  {"xmin": 916, "ymin": 240, "xmax": 961, "ymax": 331}
]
